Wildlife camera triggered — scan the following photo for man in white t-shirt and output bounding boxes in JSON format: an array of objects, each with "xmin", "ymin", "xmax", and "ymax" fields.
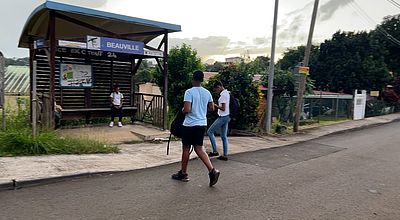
[
  {"xmin": 109, "ymin": 86, "xmax": 124, "ymax": 127},
  {"xmin": 207, "ymin": 80, "xmax": 231, "ymax": 161}
]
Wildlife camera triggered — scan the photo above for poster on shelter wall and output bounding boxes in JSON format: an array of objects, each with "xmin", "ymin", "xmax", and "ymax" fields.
[{"xmin": 60, "ymin": 63, "xmax": 92, "ymax": 88}]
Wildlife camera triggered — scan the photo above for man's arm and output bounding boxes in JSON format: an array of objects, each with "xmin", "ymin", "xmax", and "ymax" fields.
[
  {"xmin": 215, "ymin": 103, "xmax": 226, "ymax": 111},
  {"xmin": 183, "ymin": 101, "xmax": 192, "ymax": 114},
  {"xmin": 208, "ymin": 102, "xmax": 215, "ymax": 112}
]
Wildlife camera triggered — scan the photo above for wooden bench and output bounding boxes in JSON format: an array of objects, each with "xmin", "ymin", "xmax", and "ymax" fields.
[{"xmin": 62, "ymin": 106, "xmax": 138, "ymax": 123}]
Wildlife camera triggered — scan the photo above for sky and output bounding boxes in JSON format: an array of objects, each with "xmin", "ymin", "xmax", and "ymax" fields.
[{"xmin": 0, "ymin": 0, "xmax": 399, "ymax": 62}]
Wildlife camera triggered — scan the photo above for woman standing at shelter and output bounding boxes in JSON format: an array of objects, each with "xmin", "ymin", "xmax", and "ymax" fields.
[{"xmin": 109, "ymin": 85, "xmax": 124, "ymax": 127}]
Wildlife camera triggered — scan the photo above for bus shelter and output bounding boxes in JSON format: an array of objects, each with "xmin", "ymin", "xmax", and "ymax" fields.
[{"xmin": 18, "ymin": 1, "xmax": 180, "ymax": 130}]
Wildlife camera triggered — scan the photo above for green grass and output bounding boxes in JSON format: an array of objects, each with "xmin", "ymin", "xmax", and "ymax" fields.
[
  {"xmin": 0, "ymin": 97, "xmax": 120, "ymax": 156},
  {"xmin": 0, "ymin": 129, "xmax": 119, "ymax": 156}
]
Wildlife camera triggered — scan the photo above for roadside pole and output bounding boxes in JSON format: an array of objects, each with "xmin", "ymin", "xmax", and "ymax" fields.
[
  {"xmin": 0, "ymin": 51, "xmax": 5, "ymax": 130},
  {"xmin": 32, "ymin": 60, "xmax": 37, "ymax": 137},
  {"xmin": 266, "ymin": 0, "xmax": 279, "ymax": 133},
  {"xmin": 293, "ymin": 0, "xmax": 320, "ymax": 132}
]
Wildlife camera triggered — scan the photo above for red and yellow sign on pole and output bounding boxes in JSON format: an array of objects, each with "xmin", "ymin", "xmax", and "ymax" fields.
[{"xmin": 298, "ymin": 66, "xmax": 310, "ymax": 75}]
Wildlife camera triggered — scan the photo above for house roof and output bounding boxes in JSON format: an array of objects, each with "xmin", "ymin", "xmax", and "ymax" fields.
[
  {"xmin": 203, "ymin": 72, "xmax": 218, "ymax": 81},
  {"xmin": 4, "ymin": 66, "xmax": 30, "ymax": 95},
  {"xmin": 19, "ymin": 1, "xmax": 181, "ymax": 48}
]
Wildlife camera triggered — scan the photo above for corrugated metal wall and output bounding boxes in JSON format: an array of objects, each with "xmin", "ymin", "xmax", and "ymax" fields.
[{"xmin": 4, "ymin": 66, "xmax": 30, "ymax": 96}]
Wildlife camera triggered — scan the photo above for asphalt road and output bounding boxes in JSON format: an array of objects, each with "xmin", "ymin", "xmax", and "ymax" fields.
[{"xmin": 1, "ymin": 122, "xmax": 400, "ymax": 220}]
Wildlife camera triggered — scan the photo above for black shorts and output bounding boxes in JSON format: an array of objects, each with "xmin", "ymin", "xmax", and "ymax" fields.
[{"xmin": 182, "ymin": 126, "xmax": 206, "ymax": 147}]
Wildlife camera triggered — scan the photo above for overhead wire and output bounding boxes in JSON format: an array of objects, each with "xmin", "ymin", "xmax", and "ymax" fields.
[
  {"xmin": 349, "ymin": 0, "xmax": 400, "ymax": 46},
  {"xmin": 385, "ymin": 0, "xmax": 400, "ymax": 9}
]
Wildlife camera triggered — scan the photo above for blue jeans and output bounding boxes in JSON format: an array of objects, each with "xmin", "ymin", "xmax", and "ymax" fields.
[{"xmin": 207, "ymin": 116, "xmax": 231, "ymax": 156}]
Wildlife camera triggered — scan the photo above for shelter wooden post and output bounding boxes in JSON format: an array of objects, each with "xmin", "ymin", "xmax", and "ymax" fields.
[
  {"xmin": 162, "ymin": 33, "xmax": 169, "ymax": 130},
  {"xmin": 47, "ymin": 10, "xmax": 56, "ymax": 129}
]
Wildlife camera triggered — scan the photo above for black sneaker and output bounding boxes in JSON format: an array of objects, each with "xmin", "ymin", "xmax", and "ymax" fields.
[
  {"xmin": 172, "ymin": 170, "xmax": 189, "ymax": 182},
  {"xmin": 217, "ymin": 156, "xmax": 228, "ymax": 161},
  {"xmin": 208, "ymin": 151, "xmax": 219, "ymax": 157},
  {"xmin": 209, "ymin": 169, "xmax": 220, "ymax": 187}
]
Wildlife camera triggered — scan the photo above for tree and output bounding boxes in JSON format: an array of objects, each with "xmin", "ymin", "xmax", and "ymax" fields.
[
  {"xmin": 205, "ymin": 61, "xmax": 225, "ymax": 72},
  {"xmin": 313, "ymin": 31, "xmax": 391, "ymax": 93},
  {"xmin": 5, "ymin": 57, "xmax": 29, "ymax": 66},
  {"xmin": 248, "ymin": 56, "xmax": 270, "ymax": 74},
  {"xmin": 205, "ymin": 64, "xmax": 260, "ymax": 130},
  {"xmin": 156, "ymin": 44, "xmax": 204, "ymax": 116},
  {"xmin": 371, "ymin": 15, "xmax": 400, "ymax": 76},
  {"xmin": 277, "ymin": 46, "xmax": 319, "ymax": 71},
  {"xmin": 135, "ymin": 60, "xmax": 156, "ymax": 84}
]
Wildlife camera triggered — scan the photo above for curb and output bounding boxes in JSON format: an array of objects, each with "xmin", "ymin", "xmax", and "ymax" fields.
[{"xmin": 1, "ymin": 116, "xmax": 399, "ymax": 191}]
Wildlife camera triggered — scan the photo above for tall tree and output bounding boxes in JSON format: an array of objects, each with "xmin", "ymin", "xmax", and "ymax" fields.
[
  {"xmin": 277, "ymin": 46, "xmax": 319, "ymax": 71},
  {"xmin": 156, "ymin": 44, "xmax": 203, "ymax": 116},
  {"xmin": 205, "ymin": 64, "xmax": 260, "ymax": 130},
  {"xmin": 248, "ymin": 56, "xmax": 270, "ymax": 74},
  {"xmin": 371, "ymin": 15, "xmax": 400, "ymax": 76},
  {"xmin": 135, "ymin": 60, "xmax": 156, "ymax": 84},
  {"xmin": 313, "ymin": 31, "xmax": 391, "ymax": 93}
]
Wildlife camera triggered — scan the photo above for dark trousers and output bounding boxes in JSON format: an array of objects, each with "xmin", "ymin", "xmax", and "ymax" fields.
[{"xmin": 111, "ymin": 105, "xmax": 123, "ymax": 122}]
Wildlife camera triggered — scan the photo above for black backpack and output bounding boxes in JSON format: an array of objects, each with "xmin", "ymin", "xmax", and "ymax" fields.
[
  {"xmin": 167, "ymin": 111, "xmax": 185, "ymax": 155},
  {"xmin": 229, "ymin": 93, "xmax": 240, "ymax": 119}
]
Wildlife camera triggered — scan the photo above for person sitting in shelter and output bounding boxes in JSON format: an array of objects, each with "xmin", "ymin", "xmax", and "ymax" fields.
[
  {"xmin": 54, "ymin": 101, "xmax": 63, "ymax": 129},
  {"xmin": 109, "ymin": 85, "xmax": 124, "ymax": 127}
]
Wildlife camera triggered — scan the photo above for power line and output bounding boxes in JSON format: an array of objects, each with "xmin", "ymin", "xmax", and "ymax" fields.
[
  {"xmin": 349, "ymin": 0, "xmax": 400, "ymax": 46},
  {"xmin": 386, "ymin": 0, "xmax": 400, "ymax": 9}
]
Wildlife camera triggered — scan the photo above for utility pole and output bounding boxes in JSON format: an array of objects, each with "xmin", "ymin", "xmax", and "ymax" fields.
[
  {"xmin": 0, "ymin": 51, "xmax": 5, "ymax": 130},
  {"xmin": 293, "ymin": 0, "xmax": 320, "ymax": 132},
  {"xmin": 266, "ymin": 0, "xmax": 279, "ymax": 133}
]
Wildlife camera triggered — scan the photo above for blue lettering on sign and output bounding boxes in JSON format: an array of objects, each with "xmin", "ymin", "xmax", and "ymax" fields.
[
  {"xmin": 36, "ymin": 39, "xmax": 46, "ymax": 49},
  {"xmin": 101, "ymin": 37, "xmax": 144, "ymax": 55}
]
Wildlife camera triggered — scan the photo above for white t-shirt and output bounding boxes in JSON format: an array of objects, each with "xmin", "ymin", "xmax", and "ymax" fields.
[
  {"xmin": 218, "ymin": 89, "xmax": 230, "ymax": 117},
  {"xmin": 110, "ymin": 92, "xmax": 124, "ymax": 106}
]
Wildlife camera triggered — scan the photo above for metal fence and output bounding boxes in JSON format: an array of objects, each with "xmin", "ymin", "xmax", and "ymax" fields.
[{"xmin": 275, "ymin": 95, "xmax": 353, "ymax": 123}]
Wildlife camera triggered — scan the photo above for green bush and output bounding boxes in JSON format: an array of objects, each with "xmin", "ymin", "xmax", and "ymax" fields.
[{"xmin": 206, "ymin": 64, "xmax": 260, "ymax": 130}]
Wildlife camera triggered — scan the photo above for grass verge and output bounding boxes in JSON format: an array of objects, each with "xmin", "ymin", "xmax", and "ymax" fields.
[{"xmin": 0, "ymin": 129, "xmax": 119, "ymax": 157}]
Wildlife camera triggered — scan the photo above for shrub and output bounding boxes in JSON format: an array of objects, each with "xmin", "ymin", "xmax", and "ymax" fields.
[{"xmin": 206, "ymin": 64, "xmax": 260, "ymax": 130}]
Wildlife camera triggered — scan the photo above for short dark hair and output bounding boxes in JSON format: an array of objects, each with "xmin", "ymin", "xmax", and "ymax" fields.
[
  {"xmin": 113, "ymin": 85, "xmax": 120, "ymax": 90},
  {"xmin": 213, "ymin": 80, "xmax": 223, "ymax": 88},
  {"xmin": 192, "ymin": 70, "xmax": 204, "ymax": 82}
]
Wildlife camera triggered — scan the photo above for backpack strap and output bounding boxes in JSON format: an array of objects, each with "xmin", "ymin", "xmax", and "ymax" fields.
[{"xmin": 166, "ymin": 133, "xmax": 172, "ymax": 155}]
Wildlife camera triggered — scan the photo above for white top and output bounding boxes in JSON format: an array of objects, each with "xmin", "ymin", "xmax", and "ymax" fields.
[
  {"xmin": 183, "ymin": 87, "xmax": 213, "ymax": 127},
  {"xmin": 218, "ymin": 89, "xmax": 230, "ymax": 117},
  {"xmin": 110, "ymin": 92, "xmax": 124, "ymax": 106}
]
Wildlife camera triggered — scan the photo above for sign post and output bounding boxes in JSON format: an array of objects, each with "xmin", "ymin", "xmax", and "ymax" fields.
[
  {"xmin": 293, "ymin": 0, "xmax": 320, "ymax": 132},
  {"xmin": 0, "ymin": 51, "xmax": 5, "ymax": 130}
]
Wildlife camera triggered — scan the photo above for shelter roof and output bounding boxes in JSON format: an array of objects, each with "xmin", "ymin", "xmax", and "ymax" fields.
[{"xmin": 19, "ymin": 1, "xmax": 181, "ymax": 48}]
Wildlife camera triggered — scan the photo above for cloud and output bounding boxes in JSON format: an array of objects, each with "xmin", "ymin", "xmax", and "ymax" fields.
[
  {"xmin": 164, "ymin": 36, "xmax": 286, "ymax": 60},
  {"xmin": 169, "ymin": 36, "xmax": 231, "ymax": 57},
  {"xmin": 0, "ymin": 0, "xmax": 108, "ymax": 57},
  {"xmin": 319, "ymin": 0, "xmax": 354, "ymax": 21},
  {"xmin": 253, "ymin": 37, "xmax": 269, "ymax": 45}
]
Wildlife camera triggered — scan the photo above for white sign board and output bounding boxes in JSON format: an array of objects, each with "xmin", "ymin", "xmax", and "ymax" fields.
[
  {"xmin": 353, "ymin": 90, "xmax": 367, "ymax": 120},
  {"xmin": 60, "ymin": 63, "xmax": 92, "ymax": 88},
  {"xmin": 87, "ymin": 36, "xmax": 101, "ymax": 50},
  {"xmin": 58, "ymin": 40, "xmax": 87, "ymax": 49}
]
